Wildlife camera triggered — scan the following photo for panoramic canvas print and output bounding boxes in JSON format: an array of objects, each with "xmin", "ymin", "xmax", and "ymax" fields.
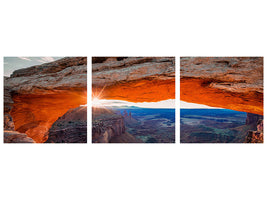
[
  {"xmin": 180, "ymin": 57, "xmax": 263, "ymax": 143},
  {"xmin": 4, "ymin": 57, "xmax": 87, "ymax": 143},
  {"xmin": 92, "ymin": 57, "xmax": 175, "ymax": 143}
]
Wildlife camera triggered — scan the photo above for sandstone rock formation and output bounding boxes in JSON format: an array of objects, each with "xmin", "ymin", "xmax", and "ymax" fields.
[
  {"xmin": 246, "ymin": 113, "xmax": 263, "ymax": 127},
  {"xmin": 92, "ymin": 108, "xmax": 140, "ymax": 143},
  {"xmin": 180, "ymin": 57, "xmax": 263, "ymax": 115},
  {"xmin": 92, "ymin": 57, "xmax": 175, "ymax": 102},
  {"xmin": 6, "ymin": 57, "xmax": 87, "ymax": 94},
  {"xmin": 4, "ymin": 131, "xmax": 35, "ymax": 143},
  {"xmin": 4, "ymin": 57, "xmax": 87, "ymax": 143},
  {"xmin": 245, "ymin": 119, "xmax": 263, "ymax": 143},
  {"xmin": 45, "ymin": 106, "xmax": 87, "ymax": 143}
]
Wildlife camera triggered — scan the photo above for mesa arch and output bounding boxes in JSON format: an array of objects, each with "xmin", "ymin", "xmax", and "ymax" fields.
[
  {"xmin": 4, "ymin": 57, "xmax": 87, "ymax": 143},
  {"xmin": 92, "ymin": 57, "xmax": 175, "ymax": 102},
  {"xmin": 93, "ymin": 57, "xmax": 263, "ymax": 115},
  {"xmin": 180, "ymin": 57, "xmax": 263, "ymax": 115}
]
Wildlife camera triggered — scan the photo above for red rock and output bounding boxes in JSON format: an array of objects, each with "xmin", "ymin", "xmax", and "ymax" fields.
[
  {"xmin": 92, "ymin": 57, "xmax": 175, "ymax": 102},
  {"xmin": 180, "ymin": 57, "xmax": 263, "ymax": 115}
]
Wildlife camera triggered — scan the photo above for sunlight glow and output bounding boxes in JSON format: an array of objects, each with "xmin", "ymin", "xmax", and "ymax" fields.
[
  {"xmin": 92, "ymin": 97, "xmax": 103, "ymax": 107},
  {"xmin": 91, "ymin": 99, "xmax": 175, "ymax": 108},
  {"xmin": 92, "ymin": 85, "xmax": 175, "ymax": 108},
  {"xmin": 180, "ymin": 101, "xmax": 222, "ymax": 109}
]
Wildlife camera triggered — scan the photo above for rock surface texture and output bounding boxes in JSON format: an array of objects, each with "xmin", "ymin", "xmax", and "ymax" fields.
[
  {"xmin": 45, "ymin": 106, "xmax": 87, "ymax": 143},
  {"xmin": 92, "ymin": 108, "xmax": 140, "ymax": 143},
  {"xmin": 245, "ymin": 119, "xmax": 263, "ymax": 143},
  {"xmin": 4, "ymin": 131, "xmax": 35, "ymax": 143},
  {"xmin": 92, "ymin": 57, "xmax": 175, "ymax": 102},
  {"xmin": 180, "ymin": 57, "xmax": 263, "ymax": 115},
  {"xmin": 4, "ymin": 57, "xmax": 87, "ymax": 143}
]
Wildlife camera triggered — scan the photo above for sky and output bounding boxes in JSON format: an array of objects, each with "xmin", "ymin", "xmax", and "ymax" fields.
[
  {"xmin": 92, "ymin": 99, "xmax": 220, "ymax": 109},
  {"xmin": 92, "ymin": 99, "xmax": 175, "ymax": 108},
  {"xmin": 4, "ymin": 57, "xmax": 63, "ymax": 76},
  {"xmin": 180, "ymin": 101, "xmax": 221, "ymax": 109}
]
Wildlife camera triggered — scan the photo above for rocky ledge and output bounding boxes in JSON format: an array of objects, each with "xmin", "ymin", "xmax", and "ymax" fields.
[
  {"xmin": 5, "ymin": 57, "xmax": 87, "ymax": 95},
  {"xmin": 4, "ymin": 131, "xmax": 35, "ymax": 143},
  {"xmin": 92, "ymin": 57, "xmax": 175, "ymax": 102},
  {"xmin": 180, "ymin": 57, "xmax": 263, "ymax": 115}
]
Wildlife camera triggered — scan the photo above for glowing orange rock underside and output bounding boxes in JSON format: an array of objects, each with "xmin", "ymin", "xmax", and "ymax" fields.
[
  {"xmin": 180, "ymin": 78, "xmax": 263, "ymax": 115},
  {"xmin": 11, "ymin": 90, "xmax": 87, "ymax": 143},
  {"xmin": 93, "ymin": 79, "xmax": 175, "ymax": 102}
]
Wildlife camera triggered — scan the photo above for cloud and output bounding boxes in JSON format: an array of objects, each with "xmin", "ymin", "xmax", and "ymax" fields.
[
  {"xmin": 37, "ymin": 59, "xmax": 46, "ymax": 63},
  {"xmin": 40, "ymin": 57, "xmax": 55, "ymax": 63},
  {"xmin": 19, "ymin": 57, "xmax": 32, "ymax": 61}
]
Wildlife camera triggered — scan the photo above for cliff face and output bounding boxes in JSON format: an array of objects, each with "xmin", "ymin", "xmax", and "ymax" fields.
[
  {"xmin": 4, "ymin": 78, "xmax": 15, "ymax": 131},
  {"xmin": 246, "ymin": 113, "xmax": 263, "ymax": 127},
  {"xmin": 92, "ymin": 108, "xmax": 140, "ymax": 143},
  {"xmin": 92, "ymin": 57, "xmax": 175, "ymax": 102},
  {"xmin": 4, "ymin": 57, "xmax": 87, "ymax": 143},
  {"xmin": 245, "ymin": 119, "xmax": 263, "ymax": 143},
  {"xmin": 244, "ymin": 113, "xmax": 263, "ymax": 143},
  {"xmin": 45, "ymin": 106, "xmax": 87, "ymax": 143},
  {"xmin": 180, "ymin": 57, "xmax": 263, "ymax": 115},
  {"xmin": 92, "ymin": 108, "xmax": 126, "ymax": 143}
]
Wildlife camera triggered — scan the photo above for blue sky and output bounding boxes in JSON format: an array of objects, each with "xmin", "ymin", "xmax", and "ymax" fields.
[{"xmin": 4, "ymin": 57, "xmax": 63, "ymax": 76}]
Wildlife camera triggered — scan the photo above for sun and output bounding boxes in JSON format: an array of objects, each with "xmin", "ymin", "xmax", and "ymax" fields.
[
  {"xmin": 92, "ymin": 97, "xmax": 102, "ymax": 107},
  {"xmin": 92, "ymin": 85, "xmax": 107, "ymax": 107}
]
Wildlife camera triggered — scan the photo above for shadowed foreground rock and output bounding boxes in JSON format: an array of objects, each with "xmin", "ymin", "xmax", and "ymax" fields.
[
  {"xmin": 180, "ymin": 57, "xmax": 263, "ymax": 115},
  {"xmin": 4, "ymin": 57, "xmax": 87, "ymax": 143},
  {"xmin": 46, "ymin": 106, "xmax": 87, "ymax": 143},
  {"xmin": 4, "ymin": 131, "xmax": 35, "ymax": 143}
]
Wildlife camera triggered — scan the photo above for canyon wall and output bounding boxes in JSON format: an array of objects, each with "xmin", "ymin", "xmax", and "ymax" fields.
[
  {"xmin": 92, "ymin": 57, "xmax": 175, "ymax": 102},
  {"xmin": 4, "ymin": 57, "xmax": 87, "ymax": 143},
  {"xmin": 46, "ymin": 106, "xmax": 87, "ymax": 143},
  {"xmin": 92, "ymin": 108, "xmax": 126, "ymax": 143},
  {"xmin": 92, "ymin": 108, "xmax": 139, "ymax": 143},
  {"xmin": 245, "ymin": 119, "xmax": 263, "ymax": 143},
  {"xmin": 244, "ymin": 113, "xmax": 263, "ymax": 143},
  {"xmin": 180, "ymin": 57, "xmax": 263, "ymax": 115}
]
